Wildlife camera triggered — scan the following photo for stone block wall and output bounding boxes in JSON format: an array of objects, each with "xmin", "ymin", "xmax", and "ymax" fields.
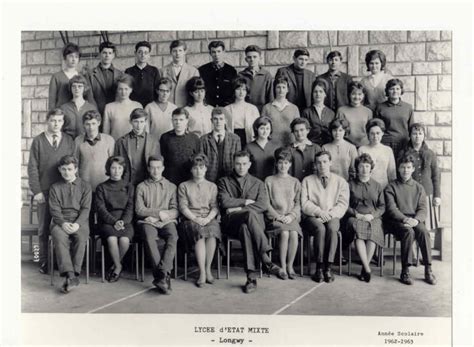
[{"xmin": 21, "ymin": 30, "xmax": 452, "ymax": 221}]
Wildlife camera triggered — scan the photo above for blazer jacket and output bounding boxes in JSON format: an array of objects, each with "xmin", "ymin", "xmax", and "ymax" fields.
[
  {"xmin": 275, "ymin": 65, "xmax": 315, "ymax": 110},
  {"xmin": 160, "ymin": 62, "xmax": 200, "ymax": 107},
  {"xmin": 317, "ymin": 71, "xmax": 353, "ymax": 111},
  {"xmin": 86, "ymin": 64, "xmax": 124, "ymax": 115}
]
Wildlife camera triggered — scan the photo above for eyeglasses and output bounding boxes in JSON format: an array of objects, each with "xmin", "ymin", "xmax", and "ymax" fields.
[{"xmin": 158, "ymin": 89, "xmax": 171, "ymax": 93}]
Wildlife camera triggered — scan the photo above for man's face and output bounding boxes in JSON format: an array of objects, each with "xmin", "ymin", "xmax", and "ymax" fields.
[
  {"xmin": 172, "ymin": 114, "xmax": 188, "ymax": 134},
  {"xmin": 293, "ymin": 123, "xmax": 309, "ymax": 143},
  {"xmin": 210, "ymin": 46, "xmax": 225, "ymax": 65},
  {"xmin": 245, "ymin": 51, "xmax": 261, "ymax": 68},
  {"xmin": 212, "ymin": 113, "xmax": 226, "ymax": 133},
  {"xmin": 64, "ymin": 52, "xmax": 79, "ymax": 69},
  {"xmin": 171, "ymin": 46, "xmax": 186, "ymax": 63},
  {"xmin": 84, "ymin": 119, "xmax": 100, "ymax": 137},
  {"xmin": 148, "ymin": 160, "xmax": 165, "ymax": 180},
  {"xmin": 293, "ymin": 54, "xmax": 309, "ymax": 69},
  {"xmin": 157, "ymin": 84, "xmax": 171, "ymax": 103},
  {"xmin": 315, "ymin": 154, "xmax": 331, "ymax": 177},
  {"xmin": 59, "ymin": 163, "xmax": 77, "ymax": 182},
  {"xmin": 234, "ymin": 156, "xmax": 251, "ymax": 177},
  {"xmin": 136, "ymin": 46, "xmax": 150, "ymax": 65},
  {"xmin": 47, "ymin": 115, "xmax": 64, "ymax": 134},
  {"xmin": 100, "ymin": 48, "xmax": 115, "ymax": 65},
  {"xmin": 327, "ymin": 56, "xmax": 342, "ymax": 71},
  {"xmin": 398, "ymin": 162, "xmax": 415, "ymax": 182},
  {"xmin": 116, "ymin": 82, "xmax": 133, "ymax": 101},
  {"xmin": 131, "ymin": 117, "xmax": 147, "ymax": 135}
]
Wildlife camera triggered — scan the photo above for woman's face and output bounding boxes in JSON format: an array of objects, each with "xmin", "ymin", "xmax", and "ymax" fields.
[
  {"xmin": 116, "ymin": 82, "xmax": 132, "ymax": 101},
  {"xmin": 331, "ymin": 126, "xmax": 345, "ymax": 141},
  {"xmin": 275, "ymin": 83, "xmax": 288, "ymax": 98},
  {"xmin": 411, "ymin": 128, "xmax": 425, "ymax": 147},
  {"xmin": 357, "ymin": 162, "xmax": 372, "ymax": 180},
  {"xmin": 368, "ymin": 126, "xmax": 384, "ymax": 145},
  {"xmin": 110, "ymin": 162, "xmax": 124, "ymax": 181},
  {"xmin": 257, "ymin": 123, "xmax": 271, "ymax": 140},
  {"xmin": 388, "ymin": 84, "xmax": 402, "ymax": 102},
  {"xmin": 368, "ymin": 58, "xmax": 382, "ymax": 75},
  {"xmin": 350, "ymin": 88, "xmax": 364, "ymax": 106},
  {"xmin": 234, "ymin": 86, "xmax": 247, "ymax": 101},
  {"xmin": 157, "ymin": 84, "xmax": 171, "ymax": 103},
  {"xmin": 191, "ymin": 164, "xmax": 207, "ymax": 180},
  {"xmin": 191, "ymin": 88, "xmax": 206, "ymax": 103},
  {"xmin": 276, "ymin": 159, "xmax": 291, "ymax": 175},
  {"xmin": 312, "ymin": 85, "xmax": 326, "ymax": 105}
]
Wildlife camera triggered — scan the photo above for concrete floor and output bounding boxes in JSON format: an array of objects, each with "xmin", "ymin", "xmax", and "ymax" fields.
[{"xmin": 21, "ymin": 234, "xmax": 451, "ymax": 316}]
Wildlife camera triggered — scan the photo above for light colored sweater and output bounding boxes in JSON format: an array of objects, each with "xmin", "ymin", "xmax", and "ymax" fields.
[
  {"xmin": 264, "ymin": 175, "xmax": 301, "ymax": 221},
  {"xmin": 145, "ymin": 101, "xmax": 177, "ymax": 140},
  {"xmin": 103, "ymin": 100, "xmax": 143, "ymax": 140},
  {"xmin": 336, "ymin": 105, "xmax": 373, "ymax": 147},
  {"xmin": 224, "ymin": 102, "xmax": 260, "ymax": 144},
  {"xmin": 358, "ymin": 144, "xmax": 396, "ymax": 188},
  {"xmin": 322, "ymin": 140, "xmax": 358, "ymax": 181}
]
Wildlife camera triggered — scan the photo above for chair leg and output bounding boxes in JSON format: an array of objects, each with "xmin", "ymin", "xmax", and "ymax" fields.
[
  {"xmin": 439, "ymin": 228, "xmax": 443, "ymax": 261},
  {"xmin": 299, "ymin": 235, "xmax": 304, "ymax": 277},
  {"xmin": 135, "ymin": 244, "xmax": 139, "ymax": 281},
  {"xmin": 392, "ymin": 239, "xmax": 397, "ymax": 276},
  {"xmin": 226, "ymin": 238, "xmax": 230, "ymax": 279},
  {"xmin": 306, "ymin": 236, "xmax": 312, "ymax": 276},
  {"xmin": 29, "ymin": 235, "xmax": 33, "ymax": 253},
  {"xmin": 85, "ymin": 238, "xmax": 89, "ymax": 284},
  {"xmin": 379, "ymin": 246, "xmax": 384, "ymax": 277},
  {"xmin": 184, "ymin": 252, "xmax": 188, "ymax": 281},
  {"xmin": 49, "ymin": 237, "xmax": 54, "ymax": 286},
  {"xmin": 141, "ymin": 243, "xmax": 145, "ymax": 282},
  {"xmin": 217, "ymin": 247, "xmax": 221, "ymax": 280},
  {"xmin": 101, "ymin": 244, "xmax": 105, "ymax": 283},
  {"xmin": 348, "ymin": 241, "xmax": 352, "ymax": 276}
]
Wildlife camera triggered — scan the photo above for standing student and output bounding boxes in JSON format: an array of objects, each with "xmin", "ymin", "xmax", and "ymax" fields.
[
  {"xmin": 275, "ymin": 48, "xmax": 315, "ymax": 113},
  {"xmin": 360, "ymin": 50, "xmax": 393, "ymax": 111},
  {"xmin": 161, "ymin": 40, "xmax": 200, "ymax": 107},
  {"xmin": 223, "ymin": 77, "xmax": 260, "ymax": 147},
  {"xmin": 336, "ymin": 81, "xmax": 373, "ymax": 147},
  {"xmin": 265, "ymin": 148, "xmax": 302, "ymax": 280},
  {"xmin": 28, "ymin": 108, "xmax": 75, "ymax": 274},
  {"xmin": 125, "ymin": 41, "xmax": 161, "ymax": 108},
  {"xmin": 317, "ymin": 50, "xmax": 353, "ymax": 112},
  {"xmin": 102, "ymin": 74, "xmax": 143, "ymax": 141},
  {"xmin": 184, "ymin": 77, "xmax": 213, "ymax": 137},
  {"xmin": 160, "ymin": 108, "xmax": 200, "ymax": 186},
  {"xmin": 145, "ymin": 77, "xmax": 177, "ymax": 140},
  {"xmin": 49, "ymin": 155, "xmax": 92, "ymax": 293},
  {"xmin": 178, "ymin": 153, "xmax": 221, "ymax": 287},
  {"xmin": 218, "ymin": 151, "xmax": 284, "ymax": 294},
  {"xmin": 86, "ymin": 41, "xmax": 124, "ymax": 116},
  {"xmin": 301, "ymin": 151, "xmax": 349, "ymax": 283},
  {"xmin": 198, "ymin": 40, "xmax": 237, "ymax": 107},
  {"xmin": 136, "ymin": 155, "xmax": 179, "ymax": 295},
  {"xmin": 60, "ymin": 75, "xmax": 98, "ymax": 138},
  {"xmin": 114, "ymin": 108, "xmax": 161, "ymax": 185},
  {"xmin": 199, "ymin": 108, "xmax": 241, "ymax": 182},
  {"xmin": 301, "ymin": 79, "xmax": 336, "ymax": 146},
  {"xmin": 238, "ymin": 45, "xmax": 274, "ymax": 112},
  {"xmin": 261, "ymin": 77, "xmax": 300, "ymax": 148}
]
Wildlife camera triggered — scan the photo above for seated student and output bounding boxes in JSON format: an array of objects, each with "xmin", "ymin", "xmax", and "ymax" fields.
[
  {"xmin": 301, "ymin": 150, "xmax": 349, "ymax": 283},
  {"xmin": 336, "ymin": 81, "xmax": 373, "ymax": 147},
  {"xmin": 346, "ymin": 153, "xmax": 385, "ymax": 282},
  {"xmin": 358, "ymin": 118, "xmax": 396, "ymax": 188},
  {"xmin": 178, "ymin": 153, "xmax": 221, "ymax": 287},
  {"xmin": 265, "ymin": 148, "xmax": 302, "ymax": 280},
  {"xmin": 103, "ymin": 74, "xmax": 143, "ymax": 140},
  {"xmin": 198, "ymin": 40, "xmax": 238, "ymax": 107},
  {"xmin": 223, "ymin": 77, "xmax": 260, "ymax": 147},
  {"xmin": 301, "ymin": 79, "xmax": 336, "ymax": 146},
  {"xmin": 74, "ymin": 110, "xmax": 115, "ymax": 192},
  {"xmin": 161, "ymin": 40, "xmax": 200, "ymax": 107},
  {"xmin": 125, "ymin": 41, "xmax": 161, "ymax": 108},
  {"xmin": 245, "ymin": 116, "xmax": 279, "ymax": 181},
  {"xmin": 60, "ymin": 75, "xmax": 98, "ymax": 138},
  {"xmin": 145, "ymin": 77, "xmax": 177, "ymax": 140},
  {"xmin": 261, "ymin": 77, "xmax": 300, "ymax": 148},
  {"xmin": 160, "ymin": 108, "xmax": 200, "ymax": 186},
  {"xmin": 384, "ymin": 154, "xmax": 436, "ymax": 286},
  {"xmin": 360, "ymin": 50, "xmax": 393, "ymax": 111},
  {"xmin": 199, "ymin": 107, "xmax": 241, "ymax": 182},
  {"xmin": 218, "ymin": 151, "xmax": 283, "ymax": 293},
  {"xmin": 184, "ymin": 76, "xmax": 213, "ymax": 137},
  {"xmin": 375, "ymin": 78, "xmax": 414, "ymax": 156},
  {"xmin": 28, "ymin": 108, "xmax": 75, "ymax": 274},
  {"xmin": 322, "ymin": 118, "xmax": 358, "ymax": 181},
  {"xmin": 49, "ymin": 155, "xmax": 92, "ymax": 293},
  {"xmin": 287, "ymin": 117, "xmax": 322, "ymax": 181},
  {"xmin": 114, "ymin": 108, "xmax": 161, "ymax": 186},
  {"xmin": 275, "ymin": 48, "xmax": 315, "ymax": 113},
  {"xmin": 135, "ymin": 155, "xmax": 179, "ymax": 295},
  {"xmin": 95, "ymin": 156, "xmax": 135, "ymax": 283},
  {"xmin": 86, "ymin": 41, "xmax": 124, "ymax": 116},
  {"xmin": 238, "ymin": 45, "xmax": 274, "ymax": 112},
  {"xmin": 316, "ymin": 50, "xmax": 353, "ymax": 112}
]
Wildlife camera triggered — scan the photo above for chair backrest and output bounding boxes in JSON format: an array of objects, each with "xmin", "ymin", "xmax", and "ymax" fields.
[{"xmin": 29, "ymin": 195, "xmax": 36, "ymax": 224}]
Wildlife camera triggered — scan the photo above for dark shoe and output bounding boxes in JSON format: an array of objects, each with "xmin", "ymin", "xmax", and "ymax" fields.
[
  {"xmin": 341, "ymin": 257, "xmax": 348, "ymax": 266},
  {"xmin": 60, "ymin": 278, "xmax": 71, "ymax": 294},
  {"xmin": 311, "ymin": 268, "xmax": 324, "ymax": 283},
  {"xmin": 108, "ymin": 271, "xmax": 121, "ymax": 283},
  {"xmin": 243, "ymin": 279, "xmax": 257, "ymax": 294},
  {"xmin": 288, "ymin": 271, "xmax": 297, "ymax": 280},
  {"xmin": 400, "ymin": 271, "xmax": 413, "ymax": 285},
  {"xmin": 324, "ymin": 268, "xmax": 334, "ymax": 283},
  {"xmin": 358, "ymin": 269, "xmax": 366, "ymax": 282},
  {"xmin": 153, "ymin": 274, "xmax": 171, "ymax": 295},
  {"xmin": 69, "ymin": 276, "xmax": 80, "ymax": 288},
  {"xmin": 39, "ymin": 262, "xmax": 48, "ymax": 275},
  {"xmin": 424, "ymin": 268, "xmax": 437, "ymax": 285},
  {"xmin": 264, "ymin": 263, "xmax": 282, "ymax": 277},
  {"xmin": 105, "ymin": 266, "xmax": 115, "ymax": 282},
  {"xmin": 364, "ymin": 271, "xmax": 371, "ymax": 283},
  {"xmin": 195, "ymin": 279, "xmax": 205, "ymax": 288}
]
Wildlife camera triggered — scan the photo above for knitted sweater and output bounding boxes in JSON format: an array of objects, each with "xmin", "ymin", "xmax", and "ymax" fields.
[
  {"xmin": 103, "ymin": 100, "xmax": 143, "ymax": 140},
  {"xmin": 264, "ymin": 175, "xmax": 301, "ymax": 221}
]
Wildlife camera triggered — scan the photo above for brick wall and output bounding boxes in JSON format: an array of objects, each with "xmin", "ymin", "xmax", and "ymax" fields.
[{"xmin": 21, "ymin": 30, "xmax": 452, "ymax": 217}]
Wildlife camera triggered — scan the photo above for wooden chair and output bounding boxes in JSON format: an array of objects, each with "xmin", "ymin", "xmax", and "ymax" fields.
[
  {"xmin": 305, "ymin": 231, "xmax": 343, "ymax": 276},
  {"xmin": 21, "ymin": 196, "xmax": 39, "ymax": 254},
  {"xmin": 99, "ymin": 238, "xmax": 140, "ymax": 283},
  {"xmin": 225, "ymin": 236, "xmax": 263, "ymax": 279}
]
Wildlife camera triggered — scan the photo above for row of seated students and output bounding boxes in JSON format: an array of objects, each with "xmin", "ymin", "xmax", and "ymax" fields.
[{"xmin": 28, "ymin": 105, "xmax": 440, "ymax": 294}]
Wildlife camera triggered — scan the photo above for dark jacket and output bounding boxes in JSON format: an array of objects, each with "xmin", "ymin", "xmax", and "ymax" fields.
[
  {"xmin": 86, "ymin": 64, "xmax": 124, "ymax": 115},
  {"xmin": 275, "ymin": 65, "xmax": 315, "ymax": 111},
  {"xmin": 301, "ymin": 105, "xmax": 336, "ymax": 146},
  {"xmin": 316, "ymin": 71, "xmax": 353, "ymax": 112},
  {"xmin": 198, "ymin": 62, "xmax": 237, "ymax": 107}
]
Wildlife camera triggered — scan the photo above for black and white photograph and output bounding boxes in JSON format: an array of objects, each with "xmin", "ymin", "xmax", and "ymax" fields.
[{"xmin": 2, "ymin": 1, "xmax": 472, "ymax": 346}]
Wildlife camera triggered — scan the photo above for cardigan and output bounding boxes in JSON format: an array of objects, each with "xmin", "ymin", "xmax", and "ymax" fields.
[
  {"xmin": 224, "ymin": 102, "xmax": 260, "ymax": 144},
  {"xmin": 185, "ymin": 104, "xmax": 214, "ymax": 137},
  {"xmin": 245, "ymin": 140, "xmax": 279, "ymax": 181},
  {"xmin": 102, "ymin": 100, "xmax": 144, "ymax": 140},
  {"xmin": 199, "ymin": 131, "xmax": 241, "ymax": 183},
  {"xmin": 384, "ymin": 178, "xmax": 427, "ymax": 223},
  {"xmin": 301, "ymin": 105, "xmax": 336, "ymax": 146},
  {"xmin": 358, "ymin": 144, "xmax": 397, "ymax": 189},
  {"xmin": 261, "ymin": 101, "xmax": 300, "ymax": 148},
  {"xmin": 125, "ymin": 64, "xmax": 161, "ymax": 107},
  {"xmin": 60, "ymin": 100, "xmax": 98, "ymax": 138},
  {"xmin": 288, "ymin": 142, "xmax": 322, "ymax": 181},
  {"xmin": 95, "ymin": 179, "xmax": 135, "ymax": 225},
  {"xmin": 86, "ymin": 63, "xmax": 124, "ymax": 115},
  {"xmin": 48, "ymin": 71, "xmax": 95, "ymax": 110},
  {"xmin": 336, "ymin": 105, "xmax": 373, "ymax": 147},
  {"xmin": 275, "ymin": 65, "xmax": 315, "ymax": 112},
  {"xmin": 264, "ymin": 175, "xmax": 301, "ymax": 222},
  {"xmin": 322, "ymin": 140, "xmax": 358, "ymax": 181},
  {"xmin": 360, "ymin": 71, "xmax": 393, "ymax": 111},
  {"xmin": 145, "ymin": 101, "xmax": 177, "ymax": 140},
  {"xmin": 316, "ymin": 71, "xmax": 353, "ymax": 112},
  {"xmin": 347, "ymin": 178, "xmax": 385, "ymax": 218},
  {"xmin": 135, "ymin": 177, "xmax": 178, "ymax": 222},
  {"xmin": 161, "ymin": 62, "xmax": 200, "ymax": 107},
  {"xmin": 198, "ymin": 62, "xmax": 238, "ymax": 107},
  {"xmin": 238, "ymin": 67, "xmax": 274, "ymax": 112}
]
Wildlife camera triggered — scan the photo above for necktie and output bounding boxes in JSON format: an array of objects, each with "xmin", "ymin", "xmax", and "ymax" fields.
[
  {"xmin": 52, "ymin": 135, "xmax": 58, "ymax": 149},
  {"xmin": 321, "ymin": 176, "xmax": 328, "ymax": 189},
  {"xmin": 217, "ymin": 134, "xmax": 223, "ymax": 144}
]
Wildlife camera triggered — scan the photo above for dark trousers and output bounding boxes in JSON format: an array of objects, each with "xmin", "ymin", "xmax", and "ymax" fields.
[
  {"xmin": 37, "ymin": 200, "xmax": 52, "ymax": 265},
  {"xmin": 140, "ymin": 223, "xmax": 178, "ymax": 278},
  {"xmin": 51, "ymin": 224, "xmax": 89, "ymax": 277},
  {"xmin": 223, "ymin": 210, "xmax": 272, "ymax": 276},
  {"xmin": 386, "ymin": 220, "xmax": 432, "ymax": 269},
  {"xmin": 303, "ymin": 217, "xmax": 340, "ymax": 265}
]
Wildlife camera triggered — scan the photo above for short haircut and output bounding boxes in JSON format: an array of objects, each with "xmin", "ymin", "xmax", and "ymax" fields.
[
  {"xmin": 233, "ymin": 150, "xmax": 251, "ymax": 161},
  {"xmin": 68, "ymin": 74, "xmax": 90, "ymax": 94},
  {"xmin": 409, "ymin": 122, "xmax": 426, "ymax": 136},
  {"xmin": 398, "ymin": 154, "xmax": 415, "ymax": 166},
  {"xmin": 186, "ymin": 76, "xmax": 206, "ymax": 106},
  {"xmin": 170, "ymin": 40, "xmax": 187, "ymax": 51},
  {"xmin": 385, "ymin": 78, "xmax": 404, "ymax": 96},
  {"xmin": 365, "ymin": 118, "xmax": 386, "ymax": 134},
  {"xmin": 147, "ymin": 155, "xmax": 164, "ymax": 166},
  {"xmin": 365, "ymin": 49, "xmax": 386, "ymax": 71},
  {"xmin": 252, "ymin": 116, "xmax": 273, "ymax": 139},
  {"xmin": 326, "ymin": 50, "xmax": 342, "ymax": 62},
  {"xmin": 290, "ymin": 117, "xmax": 310, "ymax": 132},
  {"xmin": 62, "ymin": 43, "xmax": 80, "ymax": 59},
  {"xmin": 157, "ymin": 77, "xmax": 173, "ymax": 89},
  {"xmin": 58, "ymin": 155, "xmax": 78, "ymax": 168},
  {"xmin": 190, "ymin": 152, "xmax": 209, "ymax": 168},
  {"xmin": 46, "ymin": 108, "xmax": 65, "ymax": 120},
  {"xmin": 312, "ymin": 78, "xmax": 329, "ymax": 95},
  {"xmin": 172, "ymin": 107, "xmax": 190, "ymax": 119},
  {"xmin": 129, "ymin": 108, "xmax": 148, "ymax": 121},
  {"xmin": 105, "ymin": 156, "xmax": 127, "ymax": 176},
  {"xmin": 293, "ymin": 48, "xmax": 310, "ymax": 58},
  {"xmin": 355, "ymin": 153, "xmax": 375, "ymax": 171},
  {"xmin": 116, "ymin": 74, "xmax": 134, "ymax": 89},
  {"xmin": 99, "ymin": 41, "xmax": 116, "ymax": 53},
  {"xmin": 135, "ymin": 40, "xmax": 151, "ymax": 52},
  {"xmin": 211, "ymin": 107, "xmax": 225, "ymax": 118},
  {"xmin": 329, "ymin": 117, "xmax": 350, "ymax": 136},
  {"xmin": 347, "ymin": 81, "xmax": 368, "ymax": 104},
  {"xmin": 273, "ymin": 77, "xmax": 289, "ymax": 95},
  {"xmin": 245, "ymin": 45, "xmax": 262, "ymax": 55},
  {"xmin": 208, "ymin": 40, "xmax": 226, "ymax": 51},
  {"xmin": 274, "ymin": 147, "xmax": 292, "ymax": 162},
  {"xmin": 232, "ymin": 77, "xmax": 250, "ymax": 102},
  {"xmin": 315, "ymin": 150, "xmax": 331, "ymax": 162},
  {"xmin": 82, "ymin": 110, "xmax": 102, "ymax": 123}
]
